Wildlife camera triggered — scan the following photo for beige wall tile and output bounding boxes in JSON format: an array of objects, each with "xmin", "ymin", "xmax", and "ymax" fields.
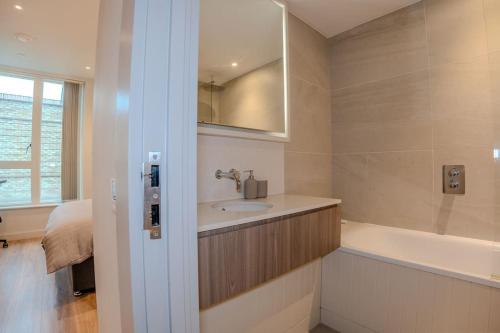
[
  {"xmin": 329, "ymin": 3, "xmax": 428, "ymax": 90},
  {"xmin": 429, "ymin": 56, "xmax": 493, "ymax": 123},
  {"xmin": 332, "ymin": 71, "xmax": 430, "ymax": 124},
  {"xmin": 433, "ymin": 147, "xmax": 496, "ymax": 207},
  {"xmin": 332, "ymin": 120, "xmax": 432, "ymax": 153},
  {"xmin": 285, "ymin": 152, "xmax": 333, "ymax": 197},
  {"xmin": 288, "ymin": 14, "xmax": 330, "ymax": 91},
  {"xmin": 491, "ymin": 51, "xmax": 500, "ymax": 112},
  {"xmin": 328, "ymin": 0, "xmax": 499, "ymax": 242},
  {"xmin": 286, "ymin": 77, "xmax": 331, "ymax": 154},
  {"xmin": 495, "ymin": 204, "xmax": 500, "ymax": 243},
  {"xmin": 433, "ymin": 147, "xmax": 498, "ymax": 240},
  {"xmin": 285, "ymin": 14, "xmax": 333, "ymax": 200},
  {"xmin": 365, "ymin": 151, "xmax": 434, "ymax": 231},
  {"xmin": 434, "ymin": 202, "xmax": 497, "ymax": 241},
  {"xmin": 433, "ymin": 117, "xmax": 498, "ymax": 149},
  {"xmin": 425, "ymin": 0, "xmax": 488, "ymax": 66},
  {"xmin": 331, "ymin": 69, "xmax": 432, "ymax": 154},
  {"xmin": 484, "ymin": 0, "xmax": 500, "ymax": 54},
  {"xmin": 332, "ymin": 154, "xmax": 368, "ymax": 222}
]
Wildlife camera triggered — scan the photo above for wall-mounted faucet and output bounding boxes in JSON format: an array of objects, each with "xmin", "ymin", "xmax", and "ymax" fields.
[
  {"xmin": 215, "ymin": 169, "xmax": 241, "ymax": 192},
  {"xmin": 443, "ymin": 165, "xmax": 465, "ymax": 195}
]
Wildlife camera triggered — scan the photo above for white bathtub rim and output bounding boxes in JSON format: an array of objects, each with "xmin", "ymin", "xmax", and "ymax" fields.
[
  {"xmin": 339, "ymin": 222, "xmax": 500, "ymax": 289},
  {"xmin": 341, "ymin": 219, "xmax": 498, "ymax": 247}
]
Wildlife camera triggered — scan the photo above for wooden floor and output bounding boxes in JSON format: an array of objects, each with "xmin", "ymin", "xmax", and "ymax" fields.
[{"xmin": 0, "ymin": 238, "xmax": 97, "ymax": 333}]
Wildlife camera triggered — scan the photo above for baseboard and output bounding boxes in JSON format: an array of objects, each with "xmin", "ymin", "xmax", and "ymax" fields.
[{"xmin": 0, "ymin": 229, "xmax": 45, "ymax": 241}]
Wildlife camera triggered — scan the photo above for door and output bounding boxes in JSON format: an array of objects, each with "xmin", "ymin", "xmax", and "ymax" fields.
[
  {"xmin": 128, "ymin": 0, "xmax": 200, "ymax": 331},
  {"xmin": 94, "ymin": 0, "xmax": 199, "ymax": 331}
]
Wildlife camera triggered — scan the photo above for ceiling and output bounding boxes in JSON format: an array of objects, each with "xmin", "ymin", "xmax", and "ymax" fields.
[
  {"xmin": 0, "ymin": 0, "xmax": 100, "ymax": 79},
  {"xmin": 198, "ymin": 0, "xmax": 283, "ymax": 84},
  {"xmin": 287, "ymin": 0, "xmax": 421, "ymax": 38},
  {"xmin": 0, "ymin": 0, "xmax": 421, "ymax": 80}
]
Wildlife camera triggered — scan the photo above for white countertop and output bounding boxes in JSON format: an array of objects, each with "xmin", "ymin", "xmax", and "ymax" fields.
[{"xmin": 198, "ymin": 194, "xmax": 341, "ymax": 232}]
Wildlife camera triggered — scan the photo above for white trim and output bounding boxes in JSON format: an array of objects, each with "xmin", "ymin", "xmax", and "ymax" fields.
[
  {"xmin": 167, "ymin": 0, "xmax": 200, "ymax": 331},
  {"xmin": 0, "ymin": 229, "xmax": 45, "ymax": 241},
  {"xmin": 0, "ymin": 161, "xmax": 31, "ymax": 169},
  {"xmin": 196, "ymin": 1, "xmax": 290, "ymax": 143},
  {"xmin": 0, "ymin": 65, "xmax": 88, "ymax": 84},
  {"xmin": 122, "ymin": 0, "xmax": 148, "ymax": 330},
  {"xmin": 0, "ymin": 202, "xmax": 59, "ymax": 211},
  {"xmin": 198, "ymin": 124, "xmax": 289, "ymax": 142},
  {"xmin": 31, "ymin": 79, "xmax": 42, "ymax": 204}
]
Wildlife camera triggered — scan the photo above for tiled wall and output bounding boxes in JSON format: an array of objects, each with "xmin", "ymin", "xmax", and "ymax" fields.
[
  {"xmin": 321, "ymin": 250, "xmax": 500, "ymax": 333},
  {"xmin": 329, "ymin": 0, "xmax": 500, "ymax": 241},
  {"xmin": 284, "ymin": 14, "xmax": 333, "ymax": 198}
]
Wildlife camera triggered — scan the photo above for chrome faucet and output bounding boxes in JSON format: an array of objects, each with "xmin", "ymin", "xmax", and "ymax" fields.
[{"xmin": 215, "ymin": 169, "xmax": 241, "ymax": 192}]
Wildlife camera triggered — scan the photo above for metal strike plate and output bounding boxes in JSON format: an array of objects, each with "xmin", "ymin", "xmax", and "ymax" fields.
[
  {"xmin": 143, "ymin": 152, "xmax": 161, "ymax": 239},
  {"xmin": 443, "ymin": 165, "xmax": 465, "ymax": 195}
]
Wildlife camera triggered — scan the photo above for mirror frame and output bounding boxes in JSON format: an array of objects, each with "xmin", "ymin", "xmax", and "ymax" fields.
[{"xmin": 197, "ymin": 0, "xmax": 290, "ymax": 142}]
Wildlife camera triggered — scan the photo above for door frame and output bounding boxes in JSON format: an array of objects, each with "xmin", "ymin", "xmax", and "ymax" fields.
[{"xmin": 114, "ymin": 0, "xmax": 200, "ymax": 331}]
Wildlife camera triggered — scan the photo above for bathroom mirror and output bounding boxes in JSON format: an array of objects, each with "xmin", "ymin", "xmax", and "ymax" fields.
[{"xmin": 197, "ymin": 0, "xmax": 288, "ymax": 141}]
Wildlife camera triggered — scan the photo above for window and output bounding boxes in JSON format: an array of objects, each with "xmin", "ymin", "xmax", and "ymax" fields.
[{"xmin": 0, "ymin": 74, "xmax": 65, "ymax": 206}]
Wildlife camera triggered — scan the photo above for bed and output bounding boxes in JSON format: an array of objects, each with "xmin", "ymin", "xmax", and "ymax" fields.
[{"xmin": 41, "ymin": 199, "xmax": 95, "ymax": 296}]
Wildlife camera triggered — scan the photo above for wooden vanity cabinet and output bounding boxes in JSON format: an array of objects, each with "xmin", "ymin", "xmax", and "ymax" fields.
[{"xmin": 198, "ymin": 205, "xmax": 341, "ymax": 309}]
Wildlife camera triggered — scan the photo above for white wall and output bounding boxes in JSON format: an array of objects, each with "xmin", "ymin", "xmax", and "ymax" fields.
[
  {"xmin": 0, "ymin": 206, "xmax": 54, "ymax": 240},
  {"xmin": 197, "ymin": 134, "xmax": 284, "ymax": 203}
]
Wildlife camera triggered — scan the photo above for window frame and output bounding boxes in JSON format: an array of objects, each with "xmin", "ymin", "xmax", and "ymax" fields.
[{"xmin": 0, "ymin": 70, "xmax": 82, "ymax": 208}]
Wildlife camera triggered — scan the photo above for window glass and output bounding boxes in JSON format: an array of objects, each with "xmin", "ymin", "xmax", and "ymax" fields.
[
  {"xmin": 0, "ymin": 75, "xmax": 34, "ymax": 161},
  {"xmin": 0, "ymin": 169, "xmax": 31, "ymax": 205},
  {"xmin": 40, "ymin": 81, "xmax": 63, "ymax": 202}
]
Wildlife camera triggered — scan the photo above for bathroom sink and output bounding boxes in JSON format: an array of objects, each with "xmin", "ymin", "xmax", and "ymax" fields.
[{"xmin": 212, "ymin": 201, "xmax": 273, "ymax": 212}]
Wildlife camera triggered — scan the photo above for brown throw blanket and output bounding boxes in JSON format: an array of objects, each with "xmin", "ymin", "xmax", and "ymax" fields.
[{"xmin": 41, "ymin": 199, "xmax": 93, "ymax": 273}]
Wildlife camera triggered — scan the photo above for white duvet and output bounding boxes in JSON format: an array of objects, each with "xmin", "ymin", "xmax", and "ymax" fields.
[{"xmin": 41, "ymin": 199, "xmax": 93, "ymax": 273}]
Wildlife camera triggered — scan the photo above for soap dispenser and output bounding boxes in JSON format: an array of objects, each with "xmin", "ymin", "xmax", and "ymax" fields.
[{"xmin": 244, "ymin": 170, "xmax": 258, "ymax": 199}]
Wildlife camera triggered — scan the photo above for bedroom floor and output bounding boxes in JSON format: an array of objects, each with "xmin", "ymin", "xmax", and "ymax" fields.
[{"xmin": 0, "ymin": 238, "xmax": 97, "ymax": 333}]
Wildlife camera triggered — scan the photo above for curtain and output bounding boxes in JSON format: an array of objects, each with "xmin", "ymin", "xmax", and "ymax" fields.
[{"xmin": 61, "ymin": 82, "xmax": 80, "ymax": 200}]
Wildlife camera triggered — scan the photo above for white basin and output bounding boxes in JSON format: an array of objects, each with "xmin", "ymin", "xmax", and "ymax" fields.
[{"xmin": 212, "ymin": 201, "xmax": 273, "ymax": 212}]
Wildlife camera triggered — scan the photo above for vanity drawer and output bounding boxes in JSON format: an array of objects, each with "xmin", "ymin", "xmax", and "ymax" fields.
[{"xmin": 197, "ymin": 205, "xmax": 341, "ymax": 309}]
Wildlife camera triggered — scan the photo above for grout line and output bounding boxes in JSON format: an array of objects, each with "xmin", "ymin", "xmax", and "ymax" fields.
[
  {"xmin": 285, "ymin": 150, "xmax": 333, "ymax": 157},
  {"xmin": 422, "ymin": 0, "xmax": 436, "ymax": 229},
  {"xmin": 330, "ymin": 150, "xmax": 433, "ymax": 156},
  {"xmin": 481, "ymin": 0, "xmax": 491, "ymax": 56},
  {"xmin": 291, "ymin": 73, "xmax": 331, "ymax": 95},
  {"xmin": 331, "ymin": 68, "xmax": 427, "ymax": 93}
]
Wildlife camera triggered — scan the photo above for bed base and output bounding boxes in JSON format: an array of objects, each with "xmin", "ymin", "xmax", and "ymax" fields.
[{"xmin": 71, "ymin": 256, "xmax": 95, "ymax": 296}]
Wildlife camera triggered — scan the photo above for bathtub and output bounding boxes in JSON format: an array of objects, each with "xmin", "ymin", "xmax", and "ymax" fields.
[
  {"xmin": 320, "ymin": 221, "xmax": 500, "ymax": 333},
  {"xmin": 340, "ymin": 221, "xmax": 500, "ymax": 289}
]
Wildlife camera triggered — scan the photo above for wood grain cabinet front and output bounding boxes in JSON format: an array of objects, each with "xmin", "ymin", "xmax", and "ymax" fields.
[{"xmin": 198, "ymin": 205, "xmax": 341, "ymax": 309}]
